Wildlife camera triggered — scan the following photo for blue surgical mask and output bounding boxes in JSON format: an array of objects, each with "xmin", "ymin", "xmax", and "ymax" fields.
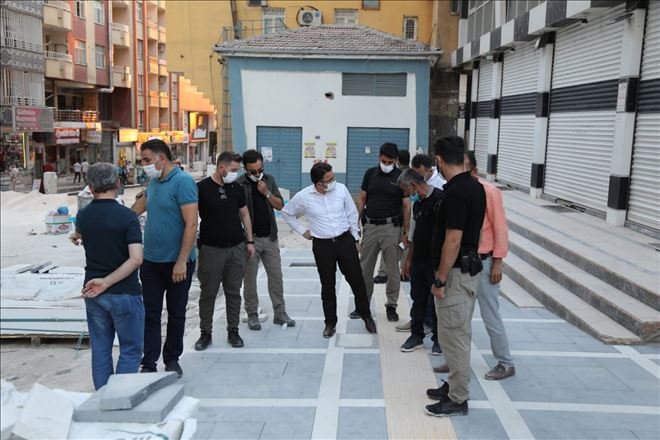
[{"xmin": 409, "ymin": 193, "xmax": 420, "ymax": 203}]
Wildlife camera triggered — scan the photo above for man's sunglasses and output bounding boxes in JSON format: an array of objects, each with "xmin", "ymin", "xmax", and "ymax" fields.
[
  {"xmin": 247, "ymin": 168, "xmax": 264, "ymax": 176},
  {"xmin": 217, "ymin": 186, "xmax": 227, "ymax": 200}
]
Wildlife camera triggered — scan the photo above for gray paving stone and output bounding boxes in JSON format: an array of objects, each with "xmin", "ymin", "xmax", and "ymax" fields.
[
  {"xmin": 195, "ymin": 406, "xmax": 315, "ymax": 439},
  {"xmin": 191, "ymin": 421, "xmax": 215, "ymax": 440},
  {"xmin": 336, "ymin": 334, "xmax": 375, "ymax": 348},
  {"xmin": 340, "ymin": 354, "xmax": 383, "ymax": 399},
  {"xmin": 337, "ymin": 407, "xmax": 388, "ymax": 440},
  {"xmin": 73, "ymin": 384, "xmax": 184, "ymax": 423},
  {"xmin": 451, "ymin": 408, "xmax": 508, "ymax": 440},
  {"xmin": 208, "ymin": 422, "xmax": 264, "ymax": 439},
  {"xmin": 100, "ymin": 371, "xmax": 177, "ymax": 410},
  {"xmin": 630, "ymin": 343, "xmax": 660, "ymax": 355},
  {"xmin": 12, "ymin": 383, "xmax": 73, "ymax": 440}
]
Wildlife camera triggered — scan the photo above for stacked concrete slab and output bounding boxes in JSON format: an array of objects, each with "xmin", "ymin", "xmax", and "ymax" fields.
[{"xmin": 74, "ymin": 372, "xmax": 183, "ymax": 423}]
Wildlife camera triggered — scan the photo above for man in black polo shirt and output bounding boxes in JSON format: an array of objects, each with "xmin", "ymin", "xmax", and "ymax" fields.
[
  {"xmin": 425, "ymin": 136, "xmax": 486, "ymax": 417},
  {"xmin": 195, "ymin": 152, "xmax": 256, "ymax": 350},
  {"xmin": 397, "ymin": 167, "xmax": 442, "ymax": 355},
  {"xmin": 355, "ymin": 143, "xmax": 411, "ymax": 322}
]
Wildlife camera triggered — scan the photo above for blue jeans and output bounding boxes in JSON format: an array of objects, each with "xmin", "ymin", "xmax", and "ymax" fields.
[
  {"xmin": 477, "ymin": 257, "xmax": 514, "ymax": 367},
  {"xmin": 85, "ymin": 293, "xmax": 145, "ymax": 390}
]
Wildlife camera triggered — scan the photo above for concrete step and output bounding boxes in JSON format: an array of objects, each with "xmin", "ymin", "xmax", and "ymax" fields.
[
  {"xmin": 500, "ymin": 275, "xmax": 543, "ymax": 308},
  {"xmin": 509, "ymin": 230, "xmax": 660, "ymax": 342},
  {"xmin": 503, "ymin": 193, "xmax": 660, "ymax": 312},
  {"xmin": 503, "ymin": 252, "xmax": 642, "ymax": 345}
]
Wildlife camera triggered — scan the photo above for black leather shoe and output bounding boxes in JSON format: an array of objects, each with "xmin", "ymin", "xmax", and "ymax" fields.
[
  {"xmin": 194, "ymin": 332, "xmax": 212, "ymax": 351},
  {"xmin": 426, "ymin": 380, "xmax": 449, "ymax": 401},
  {"xmin": 164, "ymin": 360, "xmax": 183, "ymax": 378},
  {"xmin": 140, "ymin": 365, "xmax": 157, "ymax": 373},
  {"xmin": 323, "ymin": 325, "xmax": 336, "ymax": 338},
  {"xmin": 363, "ymin": 316, "xmax": 377, "ymax": 334},
  {"xmin": 385, "ymin": 306, "xmax": 399, "ymax": 322},
  {"xmin": 228, "ymin": 329, "xmax": 244, "ymax": 348},
  {"xmin": 373, "ymin": 275, "xmax": 387, "ymax": 284},
  {"xmin": 425, "ymin": 398, "xmax": 468, "ymax": 417},
  {"xmin": 349, "ymin": 310, "xmax": 361, "ymax": 319}
]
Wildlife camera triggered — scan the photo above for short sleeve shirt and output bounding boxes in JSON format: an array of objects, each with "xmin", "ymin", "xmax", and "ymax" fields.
[
  {"xmin": 431, "ymin": 172, "xmax": 486, "ymax": 268},
  {"xmin": 144, "ymin": 166, "xmax": 198, "ymax": 262},
  {"xmin": 76, "ymin": 199, "xmax": 142, "ymax": 295},
  {"xmin": 361, "ymin": 166, "xmax": 404, "ymax": 219},
  {"xmin": 197, "ymin": 177, "xmax": 246, "ymax": 247}
]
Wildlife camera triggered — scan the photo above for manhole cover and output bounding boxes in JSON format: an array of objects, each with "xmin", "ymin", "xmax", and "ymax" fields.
[
  {"xmin": 541, "ymin": 205, "xmax": 577, "ymax": 213},
  {"xmin": 289, "ymin": 262, "xmax": 317, "ymax": 267}
]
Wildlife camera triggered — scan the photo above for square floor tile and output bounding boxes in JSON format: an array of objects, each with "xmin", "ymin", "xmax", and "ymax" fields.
[
  {"xmin": 337, "ymin": 407, "xmax": 388, "ymax": 440},
  {"xmin": 195, "ymin": 406, "xmax": 315, "ymax": 439},
  {"xmin": 341, "ymin": 354, "xmax": 383, "ymax": 399},
  {"xmin": 451, "ymin": 408, "xmax": 508, "ymax": 440}
]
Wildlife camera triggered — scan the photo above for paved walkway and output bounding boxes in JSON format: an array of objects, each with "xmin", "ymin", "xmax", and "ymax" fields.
[{"xmin": 180, "ymin": 248, "xmax": 660, "ymax": 440}]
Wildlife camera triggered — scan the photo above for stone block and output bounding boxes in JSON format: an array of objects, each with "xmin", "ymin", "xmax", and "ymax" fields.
[
  {"xmin": 12, "ymin": 383, "xmax": 73, "ymax": 440},
  {"xmin": 100, "ymin": 372, "xmax": 177, "ymax": 410},
  {"xmin": 74, "ymin": 384, "xmax": 184, "ymax": 423}
]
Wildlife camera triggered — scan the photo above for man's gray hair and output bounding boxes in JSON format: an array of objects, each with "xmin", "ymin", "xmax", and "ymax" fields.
[
  {"xmin": 398, "ymin": 168, "xmax": 426, "ymax": 186},
  {"xmin": 87, "ymin": 162, "xmax": 118, "ymax": 193}
]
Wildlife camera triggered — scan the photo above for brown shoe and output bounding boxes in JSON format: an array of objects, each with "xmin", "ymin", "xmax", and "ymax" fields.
[
  {"xmin": 485, "ymin": 363, "xmax": 515, "ymax": 381},
  {"xmin": 433, "ymin": 363, "xmax": 449, "ymax": 374},
  {"xmin": 363, "ymin": 316, "xmax": 377, "ymax": 334},
  {"xmin": 322, "ymin": 325, "xmax": 336, "ymax": 338}
]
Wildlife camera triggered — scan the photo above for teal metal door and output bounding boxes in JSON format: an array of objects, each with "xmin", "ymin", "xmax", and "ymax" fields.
[
  {"xmin": 346, "ymin": 127, "xmax": 410, "ymax": 193},
  {"xmin": 256, "ymin": 126, "xmax": 302, "ymax": 193}
]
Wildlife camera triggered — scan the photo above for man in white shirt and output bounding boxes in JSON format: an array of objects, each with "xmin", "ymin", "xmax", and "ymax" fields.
[
  {"xmin": 282, "ymin": 163, "xmax": 377, "ymax": 338},
  {"xmin": 73, "ymin": 160, "xmax": 82, "ymax": 183},
  {"xmin": 82, "ymin": 158, "xmax": 90, "ymax": 183}
]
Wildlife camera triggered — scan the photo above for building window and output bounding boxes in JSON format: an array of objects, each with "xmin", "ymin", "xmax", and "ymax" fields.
[
  {"xmin": 403, "ymin": 16, "xmax": 418, "ymax": 40},
  {"xmin": 172, "ymin": 112, "xmax": 178, "ymax": 130},
  {"xmin": 1, "ymin": 8, "xmax": 43, "ymax": 53},
  {"xmin": 136, "ymin": 1, "xmax": 143, "ymax": 22},
  {"xmin": 137, "ymin": 39, "xmax": 144, "ymax": 60},
  {"xmin": 262, "ymin": 7, "xmax": 285, "ymax": 34},
  {"xmin": 93, "ymin": 1, "xmax": 104, "ymax": 24},
  {"xmin": 362, "ymin": 0, "xmax": 380, "ymax": 10},
  {"xmin": 95, "ymin": 45, "xmax": 105, "ymax": 69},
  {"xmin": 506, "ymin": 0, "xmax": 542, "ymax": 22},
  {"xmin": 75, "ymin": 0, "xmax": 85, "ymax": 18},
  {"xmin": 137, "ymin": 74, "xmax": 144, "ymax": 95},
  {"xmin": 75, "ymin": 40, "xmax": 87, "ymax": 65},
  {"xmin": 138, "ymin": 110, "xmax": 144, "ymax": 128},
  {"xmin": 334, "ymin": 9, "xmax": 358, "ymax": 25},
  {"xmin": 1, "ymin": 68, "xmax": 44, "ymax": 106},
  {"xmin": 171, "ymin": 80, "xmax": 178, "ymax": 98},
  {"xmin": 467, "ymin": 0, "xmax": 496, "ymax": 42},
  {"xmin": 450, "ymin": 0, "xmax": 460, "ymax": 15},
  {"xmin": 342, "ymin": 73, "xmax": 407, "ymax": 97}
]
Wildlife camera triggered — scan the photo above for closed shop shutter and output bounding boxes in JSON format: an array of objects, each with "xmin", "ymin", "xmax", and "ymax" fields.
[
  {"xmin": 474, "ymin": 60, "xmax": 493, "ymax": 172},
  {"xmin": 544, "ymin": 5, "xmax": 625, "ymax": 211},
  {"xmin": 628, "ymin": 1, "xmax": 660, "ymax": 231},
  {"xmin": 497, "ymin": 42, "xmax": 539, "ymax": 188}
]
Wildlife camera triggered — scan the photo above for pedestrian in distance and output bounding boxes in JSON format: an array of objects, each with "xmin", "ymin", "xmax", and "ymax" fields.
[
  {"xmin": 81, "ymin": 158, "xmax": 90, "ymax": 183},
  {"xmin": 131, "ymin": 139, "xmax": 198, "ymax": 378},
  {"xmin": 237, "ymin": 149, "xmax": 296, "ymax": 331},
  {"xmin": 194, "ymin": 152, "xmax": 256, "ymax": 351},
  {"xmin": 356, "ymin": 143, "xmax": 411, "ymax": 322},
  {"xmin": 73, "ymin": 160, "xmax": 82, "ymax": 183},
  {"xmin": 72, "ymin": 162, "xmax": 144, "ymax": 390},
  {"xmin": 425, "ymin": 136, "xmax": 486, "ymax": 417},
  {"xmin": 282, "ymin": 162, "xmax": 377, "ymax": 338}
]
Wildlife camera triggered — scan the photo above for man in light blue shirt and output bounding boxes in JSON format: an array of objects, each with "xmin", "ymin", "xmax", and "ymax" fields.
[{"xmin": 132, "ymin": 139, "xmax": 198, "ymax": 378}]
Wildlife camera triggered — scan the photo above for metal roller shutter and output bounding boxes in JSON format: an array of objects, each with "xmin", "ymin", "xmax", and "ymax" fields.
[
  {"xmin": 497, "ymin": 43, "xmax": 539, "ymax": 188},
  {"xmin": 628, "ymin": 1, "xmax": 660, "ymax": 231},
  {"xmin": 474, "ymin": 60, "xmax": 492, "ymax": 172},
  {"xmin": 544, "ymin": 6, "xmax": 625, "ymax": 211}
]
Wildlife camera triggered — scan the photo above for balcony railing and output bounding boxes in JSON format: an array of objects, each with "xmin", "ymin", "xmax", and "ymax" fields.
[
  {"xmin": 112, "ymin": 65, "xmax": 131, "ymax": 87},
  {"xmin": 0, "ymin": 37, "xmax": 43, "ymax": 53},
  {"xmin": 221, "ymin": 19, "xmax": 287, "ymax": 43},
  {"xmin": 148, "ymin": 57, "xmax": 159, "ymax": 74},
  {"xmin": 112, "ymin": 22, "xmax": 130, "ymax": 32},
  {"xmin": 111, "ymin": 0, "xmax": 130, "ymax": 8},
  {"xmin": 45, "ymin": 51, "xmax": 72, "ymax": 62},
  {"xmin": 147, "ymin": 21, "xmax": 159, "ymax": 40},
  {"xmin": 54, "ymin": 110, "xmax": 99, "ymax": 122},
  {"xmin": 44, "ymin": 0, "xmax": 71, "ymax": 11}
]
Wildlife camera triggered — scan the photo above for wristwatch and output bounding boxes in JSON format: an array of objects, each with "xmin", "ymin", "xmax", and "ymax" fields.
[
  {"xmin": 433, "ymin": 278, "xmax": 446, "ymax": 288},
  {"xmin": 265, "ymin": 191, "xmax": 272, "ymax": 199}
]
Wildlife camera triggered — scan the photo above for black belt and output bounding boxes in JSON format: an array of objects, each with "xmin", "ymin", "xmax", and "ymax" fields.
[
  {"xmin": 480, "ymin": 252, "xmax": 493, "ymax": 260},
  {"xmin": 200, "ymin": 239, "xmax": 244, "ymax": 249},
  {"xmin": 365, "ymin": 215, "xmax": 402, "ymax": 226},
  {"xmin": 313, "ymin": 230, "xmax": 352, "ymax": 243}
]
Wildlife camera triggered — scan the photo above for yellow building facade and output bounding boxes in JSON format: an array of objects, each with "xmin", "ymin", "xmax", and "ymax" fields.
[{"xmin": 166, "ymin": 0, "xmax": 441, "ymax": 144}]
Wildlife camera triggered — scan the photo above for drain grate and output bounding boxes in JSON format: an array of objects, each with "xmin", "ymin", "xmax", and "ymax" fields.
[
  {"xmin": 289, "ymin": 262, "xmax": 317, "ymax": 267},
  {"xmin": 541, "ymin": 205, "xmax": 577, "ymax": 213}
]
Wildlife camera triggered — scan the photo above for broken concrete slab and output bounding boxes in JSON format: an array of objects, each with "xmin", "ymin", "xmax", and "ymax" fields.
[
  {"xmin": 100, "ymin": 372, "xmax": 177, "ymax": 410},
  {"xmin": 12, "ymin": 383, "xmax": 73, "ymax": 440},
  {"xmin": 74, "ymin": 384, "xmax": 184, "ymax": 423}
]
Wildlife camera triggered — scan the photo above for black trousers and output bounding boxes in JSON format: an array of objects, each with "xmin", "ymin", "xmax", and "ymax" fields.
[
  {"xmin": 140, "ymin": 259, "xmax": 195, "ymax": 369},
  {"xmin": 410, "ymin": 260, "xmax": 438, "ymax": 341},
  {"xmin": 312, "ymin": 232, "xmax": 371, "ymax": 327},
  {"xmin": 73, "ymin": 172, "xmax": 81, "ymax": 183}
]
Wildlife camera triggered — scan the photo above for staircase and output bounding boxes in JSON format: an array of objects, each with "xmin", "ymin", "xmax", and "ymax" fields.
[{"xmin": 499, "ymin": 189, "xmax": 660, "ymax": 345}]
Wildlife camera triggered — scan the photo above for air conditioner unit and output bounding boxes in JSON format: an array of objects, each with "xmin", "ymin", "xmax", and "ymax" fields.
[
  {"xmin": 248, "ymin": 0, "xmax": 267, "ymax": 6},
  {"xmin": 297, "ymin": 9, "xmax": 322, "ymax": 26}
]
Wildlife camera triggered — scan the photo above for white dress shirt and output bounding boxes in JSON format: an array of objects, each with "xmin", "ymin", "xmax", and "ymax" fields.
[
  {"xmin": 282, "ymin": 183, "xmax": 360, "ymax": 240},
  {"xmin": 426, "ymin": 168, "xmax": 446, "ymax": 189}
]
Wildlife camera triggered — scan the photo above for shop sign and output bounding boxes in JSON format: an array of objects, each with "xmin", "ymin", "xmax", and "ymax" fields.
[
  {"xmin": 55, "ymin": 128, "xmax": 80, "ymax": 145},
  {"xmin": 170, "ymin": 131, "xmax": 186, "ymax": 144},
  {"xmin": 119, "ymin": 128, "xmax": 138, "ymax": 143},
  {"xmin": 137, "ymin": 132, "xmax": 171, "ymax": 144},
  {"xmin": 189, "ymin": 112, "xmax": 209, "ymax": 142},
  {"xmin": 84, "ymin": 129, "xmax": 102, "ymax": 144},
  {"xmin": 14, "ymin": 107, "xmax": 54, "ymax": 132}
]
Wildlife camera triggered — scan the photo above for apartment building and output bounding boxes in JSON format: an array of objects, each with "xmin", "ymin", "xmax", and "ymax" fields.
[{"xmin": 450, "ymin": 0, "xmax": 659, "ymax": 234}]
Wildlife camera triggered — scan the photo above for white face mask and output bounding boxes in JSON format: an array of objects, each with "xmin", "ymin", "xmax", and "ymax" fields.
[
  {"xmin": 224, "ymin": 171, "xmax": 239, "ymax": 184},
  {"xmin": 380, "ymin": 162, "xmax": 394, "ymax": 174},
  {"xmin": 143, "ymin": 163, "xmax": 162, "ymax": 179},
  {"xmin": 325, "ymin": 181, "xmax": 336, "ymax": 192},
  {"xmin": 248, "ymin": 173, "xmax": 263, "ymax": 182}
]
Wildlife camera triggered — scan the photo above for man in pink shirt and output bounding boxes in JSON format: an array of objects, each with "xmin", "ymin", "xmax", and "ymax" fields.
[{"xmin": 433, "ymin": 151, "xmax": 516, "ymax": 380}]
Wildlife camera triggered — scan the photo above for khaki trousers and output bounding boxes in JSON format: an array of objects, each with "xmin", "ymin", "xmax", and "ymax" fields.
[
  {"xmin": 243, "ymin": 237, "xmax": 286, "ymax": 315},
  {"xmin": 434, "ymin": 268, "xmax": 479, "ymax": 404},
  {"xmin": 360, "ymin": 222, "xmax": 401, "ymax": 307}
]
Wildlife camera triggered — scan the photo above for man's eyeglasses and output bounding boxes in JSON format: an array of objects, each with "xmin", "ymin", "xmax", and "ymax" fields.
[
  {"xmin": 247, "ymin": 168, "xmax": 264, "ymax": 176},
  {"xmin": 217, "ymin": 186, "xmax": 227, "ymax": 200}
]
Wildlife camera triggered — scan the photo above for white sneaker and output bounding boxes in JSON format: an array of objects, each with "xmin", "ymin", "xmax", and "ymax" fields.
[{"xmin": 395, "ymin": 320, "xmax": 412, "ymax": 332}]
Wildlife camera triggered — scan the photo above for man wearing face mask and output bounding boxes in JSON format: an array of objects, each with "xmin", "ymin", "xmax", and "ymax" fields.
[
  {"xmin": 237, "ymin": 149, "xmax": 295, "ymax": 330},
  {"xmin": 131, "ymin": 140, "xmax": 198, "ymax": 378},
  {"xmin": 194, "ymin": 152, "xmax": 256, "ymax": 351},
  {"xmin": 282, "ymin": 163, "xmax": 377, "ymax": 338},
  {"xmin": 355, "ymin": 143, "xmax": 411, "ymax": 322}
]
